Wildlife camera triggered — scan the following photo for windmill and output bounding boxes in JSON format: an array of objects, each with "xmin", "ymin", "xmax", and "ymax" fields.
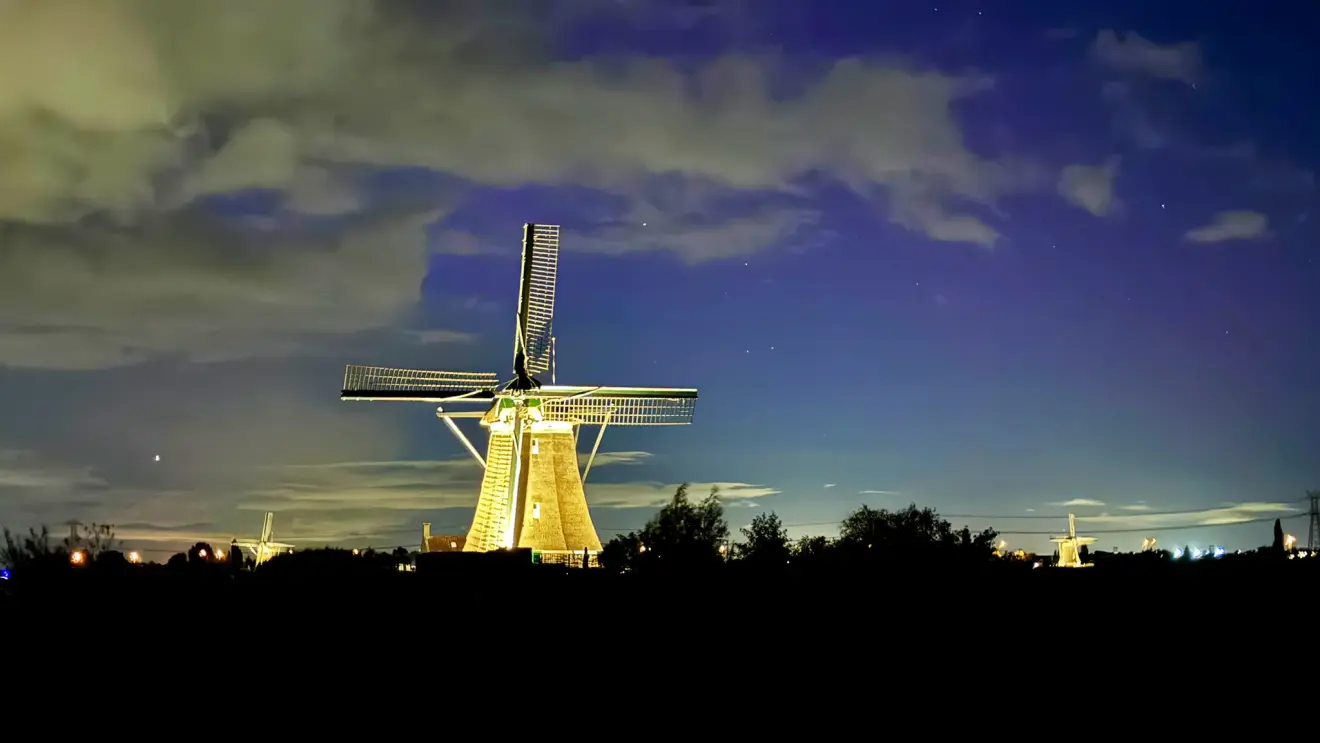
[
  {"xmin": 341, "ymin": 223, "xmax": 697, "ymax": 563},
  {"xmin": 234, "ymin": 512, "xmax": 295, "ymax": 567},
  {"xmin": 1050, "ymin": 513, "xmax": 1097, "ymax": 568}
]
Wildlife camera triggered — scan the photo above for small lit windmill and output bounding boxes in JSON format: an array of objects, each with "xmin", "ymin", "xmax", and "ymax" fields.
[
  {"xmin": 1050, "ymin": 513, "xmax": 1096, "ymax": 568},
  {"xmin": 233, "ymin": 512, "xmax": 294, "ymax": 567}
]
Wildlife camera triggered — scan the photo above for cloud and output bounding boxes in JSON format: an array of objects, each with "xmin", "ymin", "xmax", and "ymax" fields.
[
  {"xmin": 0, "ymin": 449, "xmax": 106, "ymax": 493},
  {"xmin": 1050, "ymin": 498, "xmax": 1106, "ymax": 507},
  {"xmin": 589, "ymin": 482, "xmax": 779, "ymax": 509},
  {"xmin": 1024, "ymin": 508, "xmax": 1035, "ymax": 513},
  {"xmin": 1057, "ymin": 157, "xmax": 1121, "ymax": 217},
  {"xmin": 0, "ymin": 205, "xmax": 449, "ymax": 370},
  {"xmin": 1091, "ymin": 30, "xmax": 1202, "ymax": 85},
  {"xmin": 1184, "ymin": 210, "xmax": 1270, "ymax": 243},
  {"xmin": 1120, "ymin": 503, "xmax": 1151, "ymax": 511},
  {"xmin": 1075, "ymin": 502, "xmax": 1300, "ymax": 531},
  {"xmin": 823, "ymin": 483, "xmax": 836, "ymax": 489},
  {"xmin": 860, "ymin": 490, "xmax": 901, "ymax": 496},
  {"xmin": 579, "ymin": 451, "xmax": 653, "ymax": 467},
  {"xmin": 407, "ymin": 329, "xmax": 477, "ymax": 345},
  {"xmin": 0, "ymin": 1, "xmax": 1063, "ymax": 371}
]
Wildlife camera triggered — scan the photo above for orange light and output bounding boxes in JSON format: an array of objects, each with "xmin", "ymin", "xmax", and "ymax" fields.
[
  {"xmin": 127, "ymin": 551, "xmax": 141, "ymax": 564},
  {"xmin": 70, "ymin": 550, "xmax": 85, "ymax": 565}
]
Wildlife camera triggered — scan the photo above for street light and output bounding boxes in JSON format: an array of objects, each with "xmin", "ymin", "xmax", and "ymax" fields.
[
  {"xmin": 127, "ymin": 551, "xmax": 141, "ymax": 564},
  {"xmin": 70, "ymin": 550, "xmax": 86, "ymax": 565}
]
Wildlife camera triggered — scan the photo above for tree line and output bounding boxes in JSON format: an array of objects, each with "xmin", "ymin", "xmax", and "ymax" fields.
[{"xmin": 597, "ymin": 483, "xmax": 1001, "ymax": 574}]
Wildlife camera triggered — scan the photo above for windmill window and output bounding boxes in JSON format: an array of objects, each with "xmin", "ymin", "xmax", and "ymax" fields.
[
  {"xmin": 532, "ymin": 438, "xmax": 540, "ymax": 455},
  {"xmin": 532, "ymin": 503, "xmax": 542, "ymax": 519}
]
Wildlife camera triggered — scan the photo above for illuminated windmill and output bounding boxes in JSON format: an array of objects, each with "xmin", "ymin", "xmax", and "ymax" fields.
[
  {"xmin": 234, "ymin": 512, "xmax": 295, "ymax": 567},
  {"xmin": 1050, "ymin": 513, "xmax": 1096, "ymax": 568},
  {"xmin": 341, "ymin": 223, "xmax": 698, "ymax": 563}
]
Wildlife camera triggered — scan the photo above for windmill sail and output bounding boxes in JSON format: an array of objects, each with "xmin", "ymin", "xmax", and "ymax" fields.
[
  {"xmin": 514, "ymin": 223, "xmax": 559, "ymax": 376},
  {"xmin": 537, "ymin": 386, "xmax": 698, "ymax": 425},
  {"xmin": 341, "ymin": 365, "xmax": 499, "ymax": 402}
]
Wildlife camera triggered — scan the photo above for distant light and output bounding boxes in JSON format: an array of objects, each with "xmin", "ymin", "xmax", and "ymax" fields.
[
  {"xmin": 1190, "ymin": 547, "xmax": 1203, "ymax": 560},
  {"xmin": 127, "ymin": 551, "xmax": 141, "ymax": 564},
  {"xmin": 352, "ymin": 549, "xmax": 360, "ymax": 556},
  {"xmin": 154, "ymin": 454, "xmax": 160, "ymax": 462},
  {"xmin": 1173, "ymin": 548, "xmax": 1184, "ymax": 559},
  {"xmin": 216, "ymin": 550, "xmax": 227, "ymax": 561},
  {"xmin": 1212, "ymin": 546, "xmax": 1226, "ymax": 558},
  {"xmin": 0, "ymin": 568, "xmax": 10, "ymax": 580},
  {"xmin": 70, "ymin": 550, "xmax": 86, "ymax": 565},
  {"xmin": 198, "ymin": 548, "xmax": 208, "ymax": 559}
]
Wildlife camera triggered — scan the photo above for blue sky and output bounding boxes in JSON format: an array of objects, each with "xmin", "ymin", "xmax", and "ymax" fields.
[{"xmin": 0, "ymin": 0, "xmax": 1316, "ymax": 558}]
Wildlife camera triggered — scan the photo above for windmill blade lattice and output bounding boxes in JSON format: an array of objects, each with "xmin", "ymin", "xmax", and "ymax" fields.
[
  {"xmin": 539, "ymin": 388, "xmax": 697, "ymax": 426},
  {"xmin": 518, "ymin": 224, "xmax": 560, "ymax": 376},
  {"xmin": 341, "ymin": 365, "xmax": 499, "ymax": 400}
]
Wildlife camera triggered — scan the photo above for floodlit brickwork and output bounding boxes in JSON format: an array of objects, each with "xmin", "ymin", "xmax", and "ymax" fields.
[{"xmin": 464, "ymin": 433, "xmax": 514, "ymax": 552}]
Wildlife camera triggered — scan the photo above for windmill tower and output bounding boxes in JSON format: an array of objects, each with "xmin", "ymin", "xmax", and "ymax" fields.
[
  {"xmin": 1050, "ymin": 513, "xmax": 1097, "ymax": 568},
  {"xmin": 1307, "ymin": 490, "xmax": 1320, "ymax": 552},
  {"xmin": 341, "ymin": 223, "xmax": 698, "ymax": 564},
  {"xmin": 234, "ymin": 512, "xmax": 295, "ymax": 567}
]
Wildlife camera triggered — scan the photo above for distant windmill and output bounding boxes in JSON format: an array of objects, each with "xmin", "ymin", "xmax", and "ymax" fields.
[
  {"xmin": 1050, "ymin": 513, "xmax": 1097, "ymax": 568},
  {"xmin": 342, "ymin": 223, "xmax": 698, "ymax": 563},
  {"xmin": 234, "ymin": 512, "xmax": 294, "ymax": 567}
]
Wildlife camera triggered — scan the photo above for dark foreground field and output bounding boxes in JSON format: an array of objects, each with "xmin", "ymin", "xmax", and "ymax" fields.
[
  {"xmin": 3, "ymin": 561, "xmax": 1307, "ymax": 684},
  {"xmin": 5, "ymin": 555, "xmax": 1309, "ymax": 618}
]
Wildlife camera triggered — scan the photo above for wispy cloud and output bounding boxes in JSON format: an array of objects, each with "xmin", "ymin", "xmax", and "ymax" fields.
[
  {"xmin": 823, "ymin": 483, "xmax": 836, "ymax": 489},
  {"xmin": 1184, "ymin": 210, "xmax": 1270, "ymax": 243},
  {"xmin": 589, "ymin": 482, "xmax": 779, "ymax": 509},
  {"xmin": 1091, "ymin": 30, "xmax": 1203, "ymax": 85},
  {"xmin": 1120, "ymin": 503, "xmax": 1151, "ymax": 511},
  {"xmin": 0, "ymin": 449, "xmax": 107, "ymax": 494},
  {"xmin": 406, "ymin": 329, "xmax": 478, "ymax": 345},
  {"xmin": 587, "ymin": 451, "xmax": 653, "ymax": 468},
  {"xmin": 1075, "ymin": 502, "xmax": 1300, "ymax": 531},
  {"xmin": 245, "ymin": 453, "xmax": 657, "ymax": 513},
  {"xmin": 860, "ymin": 490, "xmax": 902, "ymax": 496},
  {"xmin": 1050, "ymin": 498, "xmax": 1107, "ymax": 508}
]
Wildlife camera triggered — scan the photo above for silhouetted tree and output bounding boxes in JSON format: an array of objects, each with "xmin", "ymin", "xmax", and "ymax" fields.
[
  {"xmin": 1272, "ymin": 519, "xmax": 1284, "ymax": 552},
  {"xmin": 188, "ymin": 542, "xmax": 215, "ymax": 564},
  {"xmin": 598, "ymin": 483, "xmax": 728, "ymax": 573},
  {"xmin": 836, "ymin": 503, "xmax": 998, "ymax": 565},
  {"xmin": 64, "ymin": 523, "xmax": 121, "ymax": 560},
  {"xmin": 229, "ymin": 542, "xmax": 244, "ymax": 568},
  {"xmin": 1079, "ymin": 544, "xmax": 1091, "ymax": 563},
  {"xmin": 735, "ymin": 511, "xmax": 791, "ymax": 567},
  {"xmin": 792, "ymin": 535, "xmax": 832, "ymax": 560},
  {"xmin": 167, "ymin": 553, "xmax": 187, "ymax": 568},
  {"xmin": 0, "ymin": 526, "xmax": 63, "ymax": 577},
  {"xmin": 598, "ymin": 531, "xmax": 643, "ymax": 573}
]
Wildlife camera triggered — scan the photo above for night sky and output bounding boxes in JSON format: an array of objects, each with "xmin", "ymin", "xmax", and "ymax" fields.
[{"xmin": 1, "ymin": 0, "xmax": 1316, "ymax": 559}]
